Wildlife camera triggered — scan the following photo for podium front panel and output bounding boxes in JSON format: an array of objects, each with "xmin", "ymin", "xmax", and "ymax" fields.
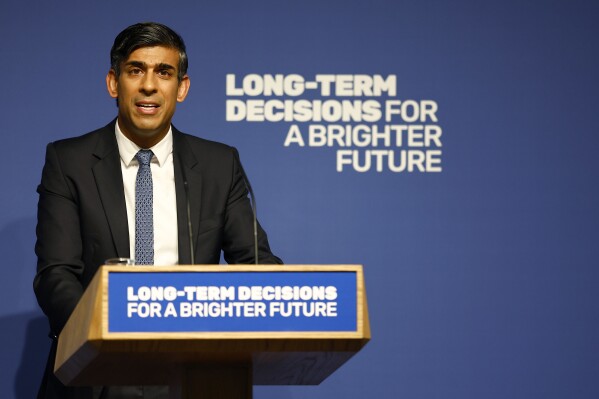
[{"xmin": 108, "ymin": 269, "xmax": 357, "ymax": 333}]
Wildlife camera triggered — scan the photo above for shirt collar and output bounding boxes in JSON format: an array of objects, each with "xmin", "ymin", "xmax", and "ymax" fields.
[{"xmin": 115, "ymin": 120, "xmax": 173, "ymax": 167}]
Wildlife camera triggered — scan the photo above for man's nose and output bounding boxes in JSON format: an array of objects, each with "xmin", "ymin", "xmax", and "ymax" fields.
[{"xmin": 140, "ymin": 73, "xmax": 157, "ymax": 94}]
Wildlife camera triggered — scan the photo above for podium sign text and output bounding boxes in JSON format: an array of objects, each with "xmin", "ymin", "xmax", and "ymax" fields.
[{"xmin": 108, "ymin": 270, "xmax": 358, "ymax": 333}]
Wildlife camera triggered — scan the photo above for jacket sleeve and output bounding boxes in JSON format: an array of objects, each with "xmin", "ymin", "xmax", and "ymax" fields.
[{"xmin": 33, "ymin": 142, "xmax": 85, "ymax": 335}]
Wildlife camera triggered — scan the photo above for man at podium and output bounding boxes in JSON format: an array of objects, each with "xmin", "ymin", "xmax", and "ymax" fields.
[{"xmin": 33, "ymin": 22, "xmax": 282, "ymax": 399}]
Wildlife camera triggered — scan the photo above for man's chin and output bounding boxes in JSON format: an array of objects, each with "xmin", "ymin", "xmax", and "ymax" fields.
[{"xmin": 122, "ymin": 126, "xmax": 169, "ymax": 148}]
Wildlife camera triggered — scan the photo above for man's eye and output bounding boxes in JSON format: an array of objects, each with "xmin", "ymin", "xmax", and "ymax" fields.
[
  {"xmin": 129, "ymin": 68, "xmax": 142, "ymax": 75},
  {"xmin": 158, "ymin": 69, "xmax": 173, "ymax": 77}
]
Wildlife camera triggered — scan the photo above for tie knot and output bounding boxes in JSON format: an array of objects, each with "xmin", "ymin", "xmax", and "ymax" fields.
[{"xmin": 135, "ymin": 150, "xmax": 153, "ymax": 166}]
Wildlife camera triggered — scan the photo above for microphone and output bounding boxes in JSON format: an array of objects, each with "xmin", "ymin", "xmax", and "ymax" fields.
[
  {"xmin": 233, "ymin": 149, "xmax": 259, "ymax": 265},
  {"xmin": 178, "ymin": 155, "xmax": 195, "ymax": 265}
]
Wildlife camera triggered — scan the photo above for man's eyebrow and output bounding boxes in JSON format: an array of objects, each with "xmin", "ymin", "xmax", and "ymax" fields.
[
  {"xmin": 124, "ymin": 60, "xmax": 146, "ymax": 69},
  {"xmin": 156, "ymin": 63, "xmax": 176, "ymax": 71},
  {"xmin": 123, "ymin": 61, "xmax": 176, "ymax": 71}
]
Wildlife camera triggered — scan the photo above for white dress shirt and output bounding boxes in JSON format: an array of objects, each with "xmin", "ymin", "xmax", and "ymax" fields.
[{"xmin": 115, "ymin": 121, "xmax": 179, "ymax": 265}]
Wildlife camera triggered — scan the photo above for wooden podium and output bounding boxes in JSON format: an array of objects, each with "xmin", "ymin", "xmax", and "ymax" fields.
[{"xmin": 55, "ymin": 265, "xmax": 370, "ymax": 398}]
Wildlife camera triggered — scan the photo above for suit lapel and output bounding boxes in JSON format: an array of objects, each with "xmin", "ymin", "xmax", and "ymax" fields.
[
  {"xmin": 92, "ymin": 122, "xmax": 130, "ymax": 258},
  {"xmin": 173, "ymin": 129, "xmax": 202, "ymax": 264}
]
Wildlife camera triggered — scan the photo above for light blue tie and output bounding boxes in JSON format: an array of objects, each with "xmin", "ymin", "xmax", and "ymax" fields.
[{"xmin": 135, "ymin": 149, "xmax": 154, "ymax": 265}]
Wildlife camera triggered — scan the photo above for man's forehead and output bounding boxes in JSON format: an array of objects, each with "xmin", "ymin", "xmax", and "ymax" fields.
[{"xmin": 123, "ymin": 46, "xmax": 179, "ymax": 67}]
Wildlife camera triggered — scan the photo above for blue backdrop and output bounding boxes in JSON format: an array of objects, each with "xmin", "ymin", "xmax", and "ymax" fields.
[{"xmin": 1, "ymin": 1, "xmax": 598, "ymax": 398}]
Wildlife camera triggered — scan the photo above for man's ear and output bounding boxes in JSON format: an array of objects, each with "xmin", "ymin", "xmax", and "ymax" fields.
[
  {"xmin": 177, "ymin": 75, "xmax": 190, "ymax": 102},
  {"xmin": 106, "ymin": 69, "xmax": 118, "ymax": 98}
]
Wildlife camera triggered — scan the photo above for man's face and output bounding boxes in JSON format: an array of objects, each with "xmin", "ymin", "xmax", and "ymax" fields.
[{"xmin": 106, "ymin": 46, "xmax": 190, "ymax": 148}]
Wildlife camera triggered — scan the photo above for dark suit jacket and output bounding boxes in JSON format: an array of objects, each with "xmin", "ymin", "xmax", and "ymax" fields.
[{"xmin": 33, "ymin": 120, "xmax": 282, "ymax": 398}]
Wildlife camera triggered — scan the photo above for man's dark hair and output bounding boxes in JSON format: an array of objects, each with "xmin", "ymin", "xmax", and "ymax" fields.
[{"xmin": 110, "ymin": 22, "xmax": 188, "ymax": 82}]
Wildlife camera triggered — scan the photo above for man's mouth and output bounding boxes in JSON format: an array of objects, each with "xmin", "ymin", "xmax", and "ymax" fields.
[
  {"xmin": 137, "ymin": 102, "xmax": 159, "ymax": 108},
  {"xmin": 136, "ymin": 102, "xmax": 160, "ymax": 114}
]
